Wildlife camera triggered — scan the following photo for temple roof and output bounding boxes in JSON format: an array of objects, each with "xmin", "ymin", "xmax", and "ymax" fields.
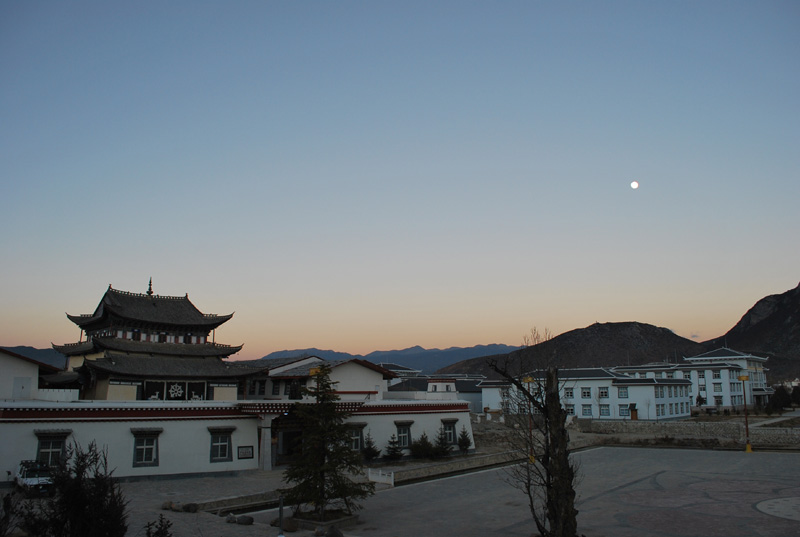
[
  {"xmin": 81, "ymin": 353, "xmax": 255, "ymax": 379},
  {"xmin": 53, "ymin": 337, "xmax": 242, "ymax": 358},
  {"xmin": 66, "ymin": 285, "xmax": 234, "ymax": 330}
]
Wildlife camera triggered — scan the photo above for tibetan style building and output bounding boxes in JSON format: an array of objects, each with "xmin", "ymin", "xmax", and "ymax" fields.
[{"xmin": 53, "ymin": 283, "xmax": 252, "ymax": 401}]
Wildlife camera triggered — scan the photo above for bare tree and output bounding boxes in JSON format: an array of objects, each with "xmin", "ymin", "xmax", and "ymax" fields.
[{"xmin": 487, "ymin": 328, "xmax": 580, "ymax": 537}]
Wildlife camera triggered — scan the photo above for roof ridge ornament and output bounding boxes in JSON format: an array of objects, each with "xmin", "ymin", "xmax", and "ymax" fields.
[{"xmin": 147, "ymin": 278, "xmax": 153, "ymax": 297}]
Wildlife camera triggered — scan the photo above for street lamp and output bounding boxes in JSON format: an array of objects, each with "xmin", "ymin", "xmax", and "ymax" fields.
[{"xmin": 738, "ymin": 375, "xmax": 752, "ymax": 453}]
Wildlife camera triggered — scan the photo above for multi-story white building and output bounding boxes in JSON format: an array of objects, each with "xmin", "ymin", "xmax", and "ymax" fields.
[
  {"xmin": 479, "ymin": 368, "xmax": 693, "ymax": 421},
  {"xmin": 614, "ymin": 348, "xmax": 773, "ymax": 411}
]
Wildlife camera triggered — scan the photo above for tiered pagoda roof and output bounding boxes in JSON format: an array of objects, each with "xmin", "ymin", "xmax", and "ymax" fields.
[
  {"xmin": 53, "ymin": 337, "xmax": 243, "ymax": 357},
  {"xmin": 66, "ymin": 285, "xmax": 234, "ymax": 332},
  {"xmin": 83, "ymin": 353, "xmax": 252, "ymax": 379}
]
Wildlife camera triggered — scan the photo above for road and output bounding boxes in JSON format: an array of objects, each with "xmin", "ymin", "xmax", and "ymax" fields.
[{"xmin": 252, "ymin": 446, "xmax": 800, "ymax": 537}]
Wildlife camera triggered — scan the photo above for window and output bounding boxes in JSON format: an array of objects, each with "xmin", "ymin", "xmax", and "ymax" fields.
[
  {"xmin": 619, "ymin": 405, "xmax": 630, "ymax": 417},
  {"xmin": 284, "ymin": 382, "xmax": 291, "ymax": 395},
  {"xmin": 599, "ymin": 404, "xmax": 610, "ymax": 417},
  {"xmin": 581, "ymin": 405, "xmax": 592, "ymax": 417},
  {"xmin": 272, "ymin": 382, "xmax": 280, "ymax": 396},
  {"xmin": 131, "ymin": 428, "xmax": 162, "ymax": 467},
  {"xmin": 565, "ymin": 404, "xmax": 575, "ymax": 415},
  {"xmin": 714, "ymin": 396, "xmax": 723, "ymax": 406},
  {"xmin": 669, "ymin": 403, "xmax": 674, "ymax": 415},
  {"xmin": 598, "ymin": 387, "xmax": 609, "ymax": 399},
  {"xmin": 208, "ymin": 427, "xmax": 235, "ymax": 462},
  {"xmin": 713, "ymin": 370, "xmax": 721, "ymax": 379},
  {"xmin": 563, "ymin": 387, "xmax": 574, "ymax": 398},
  {"xmin": 713, "ymin": 383, "xmax": 722, "ymax": 393},
  {"xmin": 618, "ymin": 387, "xmax": 628, "ymax": 398},
  {"xmin": 442, "ymin": 420, "xmax": 457, "ymax": 444},
  {"xmin": 256, "ymin": 380, "xmax": 266, "ymax": 396},
  {"xmin": 666, "ymin": 372, "xmax": 674, "ymax": 379},
  {"xmin": 581, "ymin": 387, "xmax": 591, "ymax": 399},
  {"xmin": 698, "ymin": 371, "xmax": 705, "ymax": 379},
  {"xmin": 395, "ymin": 421, "xmax": 413, "ymax": 448},
  {"xmin": 349, "ymin": 428, "xmax": 363, "ymax": 451},
  {"xmin": 35, "ymin": 430, "xmax": 71, "ymax": 466}
]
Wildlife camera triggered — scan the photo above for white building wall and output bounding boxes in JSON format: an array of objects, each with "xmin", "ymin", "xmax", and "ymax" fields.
[
  {"xmin": 0, "ymin": 403, "xmax": 259, "ymax": 481},
  {"xmin": 351, "ymin": 401, "xmax": 474, "ymax": 454},
  {"xmin": 330, "ymin": 363, "xmax": 387, "ymax": 401},
  {"xmin": 0, "ymin": 352, "xmax": 39, "ymax": 400},
  {"xmin": 482, "ymin": 378, "xmax": 691, "ymax": 421}
]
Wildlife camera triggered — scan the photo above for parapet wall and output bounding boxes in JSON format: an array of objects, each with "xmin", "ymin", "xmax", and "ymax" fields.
[{"xmin": 575, "ymin": 419, "xmax": 800, "ymax": 447}]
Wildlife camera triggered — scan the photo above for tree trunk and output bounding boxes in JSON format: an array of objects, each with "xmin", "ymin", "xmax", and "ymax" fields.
[{"xmin": 544, "ymin": 366, "xmax": 578, "ymax": 537}]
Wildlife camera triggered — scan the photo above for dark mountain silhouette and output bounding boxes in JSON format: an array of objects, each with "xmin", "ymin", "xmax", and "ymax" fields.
[
  {"xmin": 9, "ymin": 283, "xmax": 799, "ymax": 381},
  {"xmin": 703, "ymin": 282, "xmax": 800, "ymax": 381},
  {"xmin": 435, "ymin": 322, "xmax": 706, "ymax": 378},
  {"xmin": 259, "ymin": 344, "xmax": 521, "ymax": 374},
  {"xmin": 438, "ymin": 283, "xmax": 800, "ymax": 382}
]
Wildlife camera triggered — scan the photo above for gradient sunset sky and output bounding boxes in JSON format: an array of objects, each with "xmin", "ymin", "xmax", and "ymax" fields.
[{"xmin": 2, "ymin": 1, "xmax": 798, "ymax": 360}]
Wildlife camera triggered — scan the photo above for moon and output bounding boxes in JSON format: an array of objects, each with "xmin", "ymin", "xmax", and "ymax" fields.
[{"xmin": 630, "ymin": 181, "xmax": 639, "ymax": 189}]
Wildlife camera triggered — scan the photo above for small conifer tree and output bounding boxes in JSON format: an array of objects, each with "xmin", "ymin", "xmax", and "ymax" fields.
[
  {"xmin": 361, "ymin": 430, "xmax": 381, "ymax": 462},
  {"xmin": 383, "ymin": 434, "xmax": 403, "ymax": 461},
  {"xmin": 433, "ymin": 427, "xmax": 452, "ymax": 458},
  {"xmin": 457, "ymin": 425, "xmax": 472, "ymax": 455},
  {"xmin": 19, "ymin": 442, "xmax": 128, "ymax": 537},
  {"xmin": 410, "ymin": 432, "xmax": 434, "ymax": 459}
]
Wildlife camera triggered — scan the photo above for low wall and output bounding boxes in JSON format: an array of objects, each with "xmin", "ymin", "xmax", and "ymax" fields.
[
  {"xmin": 393, "ymin": 451, "xmax": 520, "ymax": 483},
  {"xmin": 575, "ymin": 420, "xmax": 800, "ymax": 447}
]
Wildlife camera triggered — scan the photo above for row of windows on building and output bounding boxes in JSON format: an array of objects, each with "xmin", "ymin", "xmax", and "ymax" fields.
[
  {"xmin": 561, "ymin": 385, "xmax": 689, "ymax": 400},
  {"xmin": 563, "ymin": 401, "xmax": 692, "ymax": 418},
  {"xmin": 34, "ymin": 428, "xmax": 238, "ymax": 468},
  {"xmin": 90, "ymin": 330, "xmax": 207, "ymax": 344}
]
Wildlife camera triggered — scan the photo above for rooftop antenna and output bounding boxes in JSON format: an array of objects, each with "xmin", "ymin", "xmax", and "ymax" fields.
[{"xmin": 147, "ymin": 277, "xmax": 153, "ymax": 296}]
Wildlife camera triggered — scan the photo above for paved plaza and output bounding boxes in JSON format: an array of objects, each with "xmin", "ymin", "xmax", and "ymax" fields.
[{"xmin": 119, "ymin": 446, "xmax": 800, "ymax": 537}]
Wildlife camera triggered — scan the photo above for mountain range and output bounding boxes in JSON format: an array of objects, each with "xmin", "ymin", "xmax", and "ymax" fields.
[
  {"xmin": 5, "ymin": 282, "xmax": 798, "ymax": 382},
  {"xmin": 258, "ymin": 344, "xmax": 522, "ymax": 374},
  {"xmin": 437, "ymin": 282, "xmax": 800, "ymax": 382}
]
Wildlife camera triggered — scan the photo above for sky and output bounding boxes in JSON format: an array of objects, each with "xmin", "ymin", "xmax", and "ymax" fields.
[{"xmin": 1, "ymin": 1, "xmax": 798, "ymax": 360}]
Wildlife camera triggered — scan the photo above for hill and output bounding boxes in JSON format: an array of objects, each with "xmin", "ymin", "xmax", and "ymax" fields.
[
  {"xmin": 259, "ymin": 344, "xmax": 521, "ymax": 374},
  {"xmin": 436, "ymin": 322, "xmax": 705, "ymax": 378},
  {"xmin": 704, "ymin": 282, "xmax": 800, "ymax": 381}
]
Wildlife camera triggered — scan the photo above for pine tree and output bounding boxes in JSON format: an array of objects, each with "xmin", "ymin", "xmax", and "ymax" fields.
[
  {"xmin": 383, "ymin": 434, "xmax": 403, "ymax": 461},
  {"xmin": 19, "ymin": 442, "xmax": 128, "ymax": 537},
  {"xmin": 361, "ymin": 430, "xmax": 381, "ymax": 462},
  {"xmin": 410, "ymin": 432, "xmax": 434, "ymax": 459},
  {"xmin": 281, "ymin": 364, "xmax": 375, "ymax": 520},
  {"xmin": 457, "ymin": 425, "xmax": 472, "ymax": 455},
  {"xmin": 433, "ymin": 427, "xmax": 452, "ymax": 458}
]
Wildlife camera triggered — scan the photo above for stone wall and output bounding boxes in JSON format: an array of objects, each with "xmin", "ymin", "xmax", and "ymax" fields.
[
  {"xmin": 393, "ymin": 451, "xmax": 520, "ymax": 484},
  {"xmin": 575, "ymin": 419, "xmax": 800, "ymax": 447}
]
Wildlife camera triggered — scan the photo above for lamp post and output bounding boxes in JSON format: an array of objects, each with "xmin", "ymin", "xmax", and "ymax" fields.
[{"xmin": 738, "ymin": 375, "xmax": 752, "ymax": 453}]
